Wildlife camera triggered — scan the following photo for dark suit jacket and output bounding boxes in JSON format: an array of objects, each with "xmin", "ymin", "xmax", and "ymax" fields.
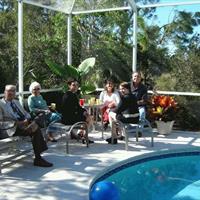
[
  {"xmin": 130, "ymin": 82, "xmax": 148, "ymax": 107},
  {"xmin": 61, "ymin": 91, "xmax": 86, "ymax": 125}
]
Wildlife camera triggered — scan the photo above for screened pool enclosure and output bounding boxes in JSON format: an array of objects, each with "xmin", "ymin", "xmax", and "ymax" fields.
[{"xmin": 17, "ymin": 0, "xmax": 200, "ymax": 102}]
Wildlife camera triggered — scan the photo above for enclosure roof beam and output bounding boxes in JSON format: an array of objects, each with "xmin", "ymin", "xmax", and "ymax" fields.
[
  {"xmin": 72, "ymin": 6, "xmax": 131, "ymax": 15},
  {"xmin": 23, "ymin": 0, "xmax": 200, "ymax": 14}
]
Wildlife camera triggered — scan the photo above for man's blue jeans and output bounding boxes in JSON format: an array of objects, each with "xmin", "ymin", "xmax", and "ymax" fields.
[{"xmin": 139, "ymin": 106, "xmax": 146, "ymax": 129}]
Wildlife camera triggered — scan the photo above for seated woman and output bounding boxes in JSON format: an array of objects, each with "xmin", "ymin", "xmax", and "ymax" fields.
[
  {"xmin": 28, "ymin": 82, "xmax": 62, "ymax": 142},
  {"xmin": 99, "ymin": 79, "xmax": 120, "ymax": 130},
  {"xmin": 108, "ymin": 82, "xmax": 139, "ymax": 144},
  {"xmin": 61, "ymin": 77, "xmax": 94, "ymax": 143}
]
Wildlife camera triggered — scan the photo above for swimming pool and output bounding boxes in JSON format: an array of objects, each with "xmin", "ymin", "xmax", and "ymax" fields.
[{"xmin": 90, "ymin": 150, "xmax": 200, "ymax": 200}]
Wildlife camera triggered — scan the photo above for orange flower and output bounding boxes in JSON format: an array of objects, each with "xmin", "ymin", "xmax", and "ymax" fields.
[{"xmin": 149, "ymin": 95, "xmax": 178, "ymax": 122}]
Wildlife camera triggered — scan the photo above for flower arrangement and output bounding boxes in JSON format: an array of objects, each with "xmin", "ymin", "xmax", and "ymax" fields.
[{"xmin": 149, "ymin": 95, "xmax": 178, "ymax": 122}]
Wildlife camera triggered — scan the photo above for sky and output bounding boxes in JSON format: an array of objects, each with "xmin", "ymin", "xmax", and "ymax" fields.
[
  {"xmin": 144, "ymin": 2, "xmax": 200, "ymax": 53},
  {"xmin": 147, "ymin": 2, "xmax": 200, "ymax": 35}
]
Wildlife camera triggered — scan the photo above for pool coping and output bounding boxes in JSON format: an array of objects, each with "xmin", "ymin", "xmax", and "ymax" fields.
[{"xmin": 89, "ymin": 146, "xmax": 200, "ymax": 194}]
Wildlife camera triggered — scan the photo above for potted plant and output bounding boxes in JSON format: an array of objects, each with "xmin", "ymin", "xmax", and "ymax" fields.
[{"xmin": 149, "ymin": 95, "xmax": 178, "ymax": 134}]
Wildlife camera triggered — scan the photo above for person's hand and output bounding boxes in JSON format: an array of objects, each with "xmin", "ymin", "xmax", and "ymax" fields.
[
  {"xmin": 108, "ymin": 102, "xmax": 115, "ymax": 108},
  {"xmin": 17, "ymin": 119, "xmax": 29, "ymax": 127},
  {"xmin": 45, "ymin": 109, "xmax": 51, "ymax": 114},
  {"xmin": 23, "ymin": 119, "xmax": 29, "ymax": 126}
]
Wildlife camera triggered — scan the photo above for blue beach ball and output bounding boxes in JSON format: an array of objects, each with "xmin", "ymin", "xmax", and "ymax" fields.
[{"xmin": 89, "ymin": 181, "xmax": 120, "ymax": 200}]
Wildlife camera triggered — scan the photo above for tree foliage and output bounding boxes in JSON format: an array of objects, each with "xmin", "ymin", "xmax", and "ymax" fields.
[{"xmin": 0, "ymin": 0, "xmax": 199, "ymax": 94}]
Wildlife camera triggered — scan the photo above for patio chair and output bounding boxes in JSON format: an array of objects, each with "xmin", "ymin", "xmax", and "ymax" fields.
[
  {"xmin": 0, "ymin": 118, "xmax": 32, "ymax": 173},
  {"xmin": 111, "ymin": 119, "xmax": 154, "ymax": 150},
  {"xmin": 24, "ymin": 99, "xmax": 89, "ymax": 153},
  {"xmin": 47, "ymin": 121, "xmax": 89, "ymax": 154}
]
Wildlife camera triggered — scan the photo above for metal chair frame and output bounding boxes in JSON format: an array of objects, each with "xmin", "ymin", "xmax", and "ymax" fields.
[
  {"xmin": 47, "ymin": 121, "xmax": 89, "ymax": 154},
  {"xmin": 0, "ymin": 118, "xmax": 32, "ymax": 174},
  {"xmin": 111, "ymin": 119, "xmax": 154, "ymax": 150}
]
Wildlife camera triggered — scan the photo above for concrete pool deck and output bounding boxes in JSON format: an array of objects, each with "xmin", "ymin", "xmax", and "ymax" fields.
[{"xmin": 0, "ymin": 128, "xmax": 200, "ymax": 200}]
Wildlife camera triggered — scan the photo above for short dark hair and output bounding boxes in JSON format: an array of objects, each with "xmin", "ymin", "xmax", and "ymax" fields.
[
  {"xmin": 119, "ymin": 82, "xmax": 131, "ymax": 91},
  {"xmin": 67, "ymin": 77, "xmax": 78, "ymax": 85},
  {"xmin": 104, "ymin": 78, "xmax": 114, "ymax": 85}
]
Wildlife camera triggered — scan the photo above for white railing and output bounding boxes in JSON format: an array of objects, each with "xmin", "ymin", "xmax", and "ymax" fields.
[
  {"xmin": 1, "ymin": 88, "xmax": 200, "ymax": 97},
  {"xmin": 148, "ymin": 90, "xmax": 200, "ymax": 97},
  {"xmin": 0, "ymin": 88, "xmax": 63, "ymax": 98}
]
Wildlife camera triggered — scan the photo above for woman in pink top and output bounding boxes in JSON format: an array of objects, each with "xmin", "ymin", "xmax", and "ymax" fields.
[{"xmin": 99, "ymin": 79, "xmax": 120, "ymax": 130}]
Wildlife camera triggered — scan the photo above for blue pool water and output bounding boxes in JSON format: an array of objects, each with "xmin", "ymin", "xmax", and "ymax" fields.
[{"xmin": 93, "ymin": 152, "xmax": 200, "ymax": 200}]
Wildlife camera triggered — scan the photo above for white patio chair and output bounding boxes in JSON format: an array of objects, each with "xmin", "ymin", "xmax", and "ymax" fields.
[
  {"xmin": 0, "ymin": 118, "xmax": 32, "ymax": 174},
  {"xmin": 111, "ymin": 119, "xmax": 154, "ymax": 150},
  {"xmin": 47, "ymin": 121, "xmax": 89, "ymax": 154}
]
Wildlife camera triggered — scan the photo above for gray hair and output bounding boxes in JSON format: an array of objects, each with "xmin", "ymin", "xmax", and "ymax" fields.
[
  {"xmin": 5, "ymin": 85, "xmax": 16, "ymax": 91},
  {"xmin": 29, "ymin": 81, "xmax": 41, "ymax": 93}
]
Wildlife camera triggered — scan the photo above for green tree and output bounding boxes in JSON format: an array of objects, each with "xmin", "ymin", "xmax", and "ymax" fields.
[{"xmin": 0, "ymin": 1, "xmax": 17, "ymax": 92}]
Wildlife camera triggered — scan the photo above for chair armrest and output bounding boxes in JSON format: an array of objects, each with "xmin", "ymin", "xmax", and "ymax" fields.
[
  {"xmin": 0, "ymin": 118, "xmax": 16, "ymax": 130},
  {"xmin": 68, "ymin": 121, "xmax": 88, "ymax": 131},
  {"xmin": 34, "ymin": 109, "xmax": 48, "ymax": 115}
]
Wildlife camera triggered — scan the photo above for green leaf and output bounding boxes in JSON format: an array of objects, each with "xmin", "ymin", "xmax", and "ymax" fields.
[
  {"xmin": 45, "ymin": 59, "xmax": 67, "ymax": 77},
  {"xmin": 78, "ymin": 57, "xmax": 96, "ymax": 75},
  {"xmin": 45, "ymin": 59, "xmax": 79, "ymax": 79},
  {"xmin": 63, "ymin": 64, "xmax": 79, "ymax": 79},
  {"xmin": 81, "ymin": 83, "xmax": 96, "ymax": 95}
]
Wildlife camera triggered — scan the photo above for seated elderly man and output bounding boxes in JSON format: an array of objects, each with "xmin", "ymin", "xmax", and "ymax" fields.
[{"xmin": 0, "ymin": 85, "xmax": 53, "ymax": 167}]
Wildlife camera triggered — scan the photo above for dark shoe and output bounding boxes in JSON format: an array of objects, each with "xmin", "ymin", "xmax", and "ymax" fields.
[
  {"xmin": 106, "ymin": 137, "xmax": 118, "ymax": 144},
  {"xmin": 34, "ymin": 157, "xmax": 53, "ymax": 167},
  {"xmin": 50, "ymin": 138, "xmax": 57, "ymax": 142},
  {"xmin": 89, "ymin": 140, "xmax": 94, "ymax": 144},
  {"xmin": 118, "ymin": 135, "xmax": 125, "ymax": 140},
  {"xmin": 82, "ymin": 139, "xmax": 94, "ymax": 144},
  {"xmin": 88, "ymin": 139, "xmax": 94, "ymax": 144}
]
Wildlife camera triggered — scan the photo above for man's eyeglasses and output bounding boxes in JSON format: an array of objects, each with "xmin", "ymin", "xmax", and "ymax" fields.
[{"xmin": 6, "ymin": 89, "xmax": 15, "ymax": 92}]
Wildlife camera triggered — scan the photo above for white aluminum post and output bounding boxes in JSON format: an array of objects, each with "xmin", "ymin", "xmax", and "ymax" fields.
[
  {"xmin": 18, "ymin": 0, "xmax": 24, "ymax": 105},
  {"xmin": 132, "ymin": 10, "xmax": 137, "ymax": 72},
  {"xmin": 67, "ymin": 14, "xmax": 72, "ymax": 65}
]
